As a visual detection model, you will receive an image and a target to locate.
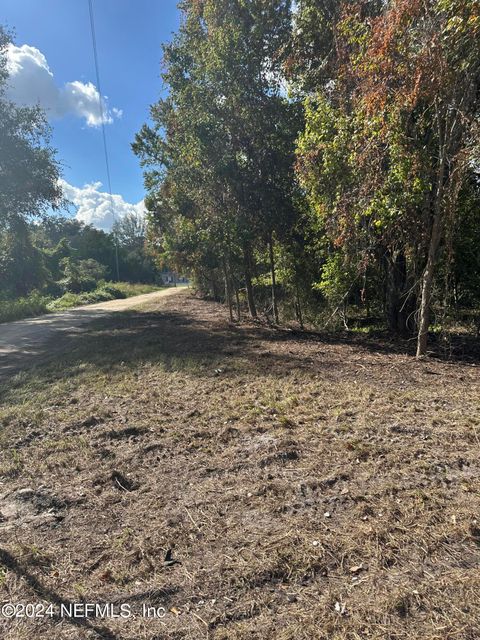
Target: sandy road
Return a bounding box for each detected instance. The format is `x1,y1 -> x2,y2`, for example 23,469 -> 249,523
0,287 -> 182,381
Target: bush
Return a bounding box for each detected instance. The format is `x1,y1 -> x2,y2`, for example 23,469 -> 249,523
58,258 -> 107,294
0,292 -> 51,323
97,284 -> 127,299
57,276 -> 97,294
48,290 -> 112,310
48,292 -> 82,311
3,282 -> 162,319
79,289 -> 115,304
43,280 -> 64,298
48,284 -> 131,311
111,282 -> 160,297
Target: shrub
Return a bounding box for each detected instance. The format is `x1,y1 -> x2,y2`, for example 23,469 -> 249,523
59,258 -> 107,293
97,285 -> 127,299
0,292 -> 51,323
48,284 -> 130,311
111,282 -> 160,297
3,282 -> 162,319
48,292 -> 82,311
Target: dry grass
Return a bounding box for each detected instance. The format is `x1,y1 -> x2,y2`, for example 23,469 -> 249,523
0,291 -> 479,639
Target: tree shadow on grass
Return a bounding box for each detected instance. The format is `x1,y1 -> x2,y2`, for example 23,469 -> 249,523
0,547 -> 119,639
0,307 -> 345,397
1,302 -> 479,400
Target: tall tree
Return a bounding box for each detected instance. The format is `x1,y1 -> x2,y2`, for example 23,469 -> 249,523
0,27 -> 63,227
350,0 -> 480,355
296,0 -> 480,353
134,0 -> 300,319
0,27 -> 63,300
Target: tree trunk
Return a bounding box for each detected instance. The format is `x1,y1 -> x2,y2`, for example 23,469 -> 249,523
231,260 -> 241,322
416,161 -> 464,357
235,285 -> 241,321
269,234 -> 279,324
223,257 -> 234,323
385,250 -> 409,335
243,243 -> 257,318
417,103 -> 449,358
212,277 -> 220,301
416,210 -> 443,357
295,282 -> 304,330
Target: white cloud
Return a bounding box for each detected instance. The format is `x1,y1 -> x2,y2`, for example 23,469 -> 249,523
6,44 -> 121,127
60,180 -> 146,232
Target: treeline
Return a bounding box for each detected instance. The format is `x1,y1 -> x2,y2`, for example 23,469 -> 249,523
0,214 -> 159,301
133,0 -> 480,356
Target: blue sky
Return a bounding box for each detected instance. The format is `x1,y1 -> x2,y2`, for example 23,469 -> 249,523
1,0 -> 180,229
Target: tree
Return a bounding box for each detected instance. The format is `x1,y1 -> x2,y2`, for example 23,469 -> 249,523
0,27 -> 63,226
0,217 -> 48,297
350,0 -> 480,355
134,0 -> 300,320
112,213 -> 159,283
0,27 -> 63,300
131,0 -> 480,345
452,174 -> 480,308
59,257 -> 107,293
112,213 -> 146,250
32,217 -> 120,281
296,0 -> 480,353
287,0 -> 383,92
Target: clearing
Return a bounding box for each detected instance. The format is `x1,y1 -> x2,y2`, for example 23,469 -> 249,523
0,290 -> 479,640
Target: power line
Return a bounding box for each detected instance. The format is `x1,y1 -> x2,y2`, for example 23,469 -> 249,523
88,0 -> 120,281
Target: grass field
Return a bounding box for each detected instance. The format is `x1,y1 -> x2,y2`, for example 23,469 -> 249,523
0,291 -> 479,639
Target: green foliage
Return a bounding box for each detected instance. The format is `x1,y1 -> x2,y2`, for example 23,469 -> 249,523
1,211 -> 160,304
47,282 -> 158,311
106,282 -> 160,297
0,28 -> 63,225
0,282 -> 157,320
0,292 -> 51,323
295,0 -> 480,344
2,3 -> 480,344
133,0 -> 301,309
0,218 -> 49,297
47,292 -> 84,311
48,287 -> 118,310
317,253 -> 357,305
452,176 -> 480,307
58,257 -> 107,294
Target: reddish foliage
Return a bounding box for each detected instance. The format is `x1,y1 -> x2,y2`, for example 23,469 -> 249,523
336,0 -> 454,117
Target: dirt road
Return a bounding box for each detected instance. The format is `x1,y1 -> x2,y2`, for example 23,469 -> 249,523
0,287 -> 182,380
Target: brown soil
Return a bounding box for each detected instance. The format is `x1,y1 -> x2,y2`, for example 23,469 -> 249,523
0,291 -> 479,640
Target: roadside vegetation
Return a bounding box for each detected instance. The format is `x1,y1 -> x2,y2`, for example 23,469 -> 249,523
0,282 -> 162,323
0,292 -> 51,324
0,211 -> 165,322
47,282 -> 162,311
